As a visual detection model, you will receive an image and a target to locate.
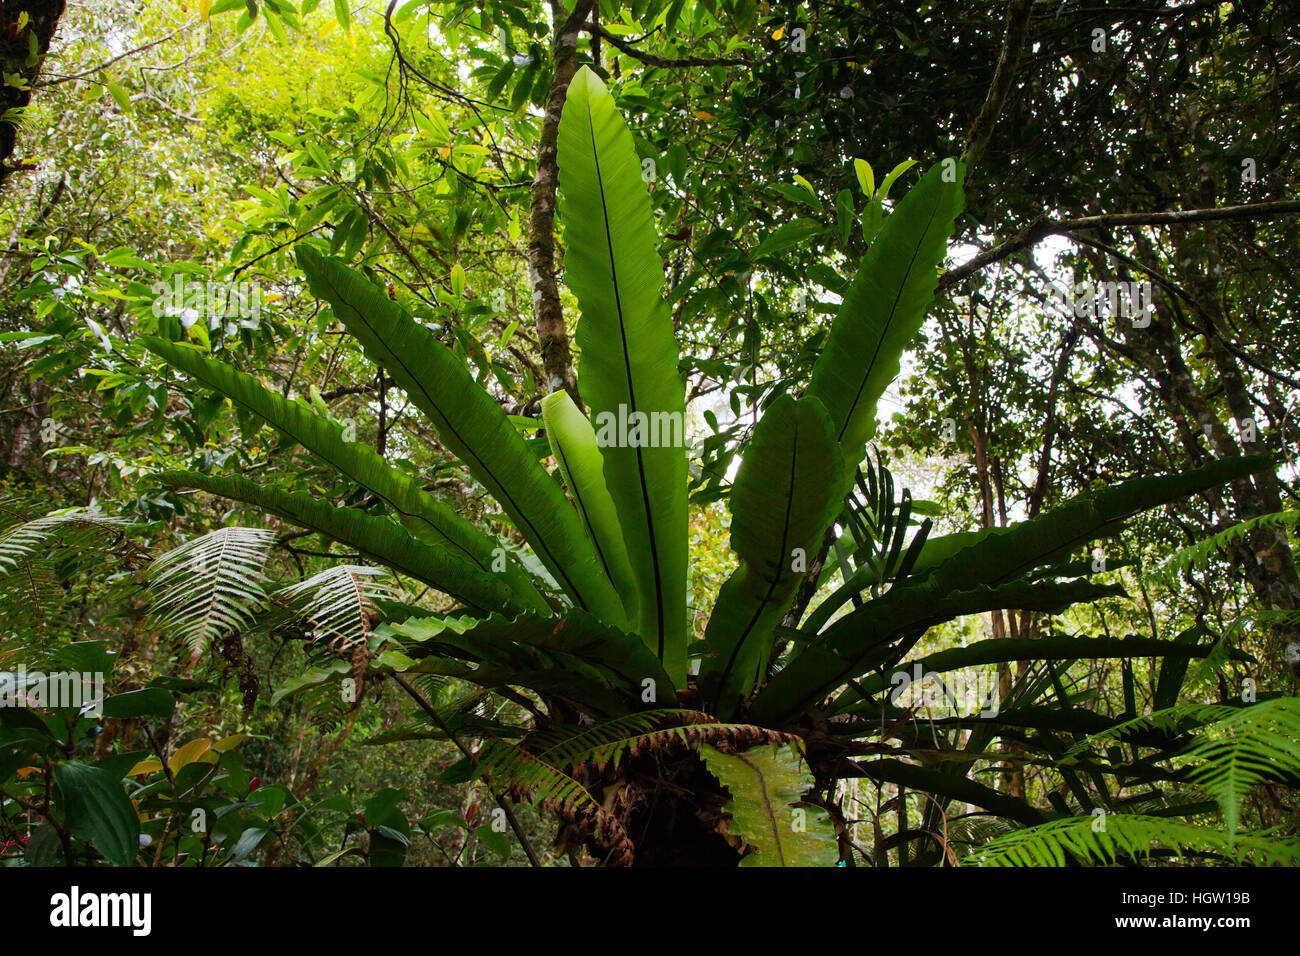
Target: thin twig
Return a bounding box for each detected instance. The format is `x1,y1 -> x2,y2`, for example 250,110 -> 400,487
391,674 -> 542,867
940,200 -> 1300,291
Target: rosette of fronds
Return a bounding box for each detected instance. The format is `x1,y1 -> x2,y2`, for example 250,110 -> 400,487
138,65 -> 1280,865
473,710 -> 801,865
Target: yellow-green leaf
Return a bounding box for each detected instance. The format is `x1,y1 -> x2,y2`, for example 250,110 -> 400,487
105,80 -> 132,113
853,157 -> 874,198
699,742 -> 839,867
168,738 -> 212,774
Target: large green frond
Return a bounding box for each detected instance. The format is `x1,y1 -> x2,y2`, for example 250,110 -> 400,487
558,65 -> 689,685
539,390 -> 640,623
699,741 -> 840,866
294,246 -> 625,626
142,336 -> 549,614
699,395 -> 843,717
273,565 -> 395,650
806,158 -> 965,477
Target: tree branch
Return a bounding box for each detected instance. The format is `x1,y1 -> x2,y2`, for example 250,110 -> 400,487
527,0 -> 596,408
939,200 -> 1300,291
588,23 -> 747,69
390,674 -> 542,867
962,0 -> 1033,176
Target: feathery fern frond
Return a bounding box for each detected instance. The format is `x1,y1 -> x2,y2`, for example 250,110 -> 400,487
476,738 -> 597,814
1180,630 -> 1235,695
0,501 -> 137,643
0,500 -> 130,571
296,678 -> 357,733
946,814 -> 1019,849
0,556 -> 62,640
1162,510 -> 1300,575
1183,697 -> 1300,835
972,814 -> 1300,867
1234,608 -> 1300,629
1063,703 -> 1242,759
273,565 -> 395,649
532,710 -> 794,772
148,527 -> 276,652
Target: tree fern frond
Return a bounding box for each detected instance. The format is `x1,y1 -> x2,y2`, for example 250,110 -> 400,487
1233,608 -> 1300,630
1161,510 -> 1300,576
972,814 -> 1300,867
297,678 -> 355,732
1183,697 -> 1300,835
1180,631 -> 1235,696
946,814 -> 1020,849
0,556 -> 63,640
0,501 -> 130,572
1063,703 -> 1241,759
477,739 -> 597,814
524,710 -> 689,765
1112,790 -> 1216,818
273,565 -> 395,650
148,527 -> 275,652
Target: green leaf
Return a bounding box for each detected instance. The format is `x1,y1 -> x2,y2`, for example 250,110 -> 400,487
925,457 -> 1272,595
753,577 -> 1127,724
364,787 -> 411,867
877,159 -> 918,201
853,158 -> 874,198
386,609 -> 672,716
105,80 -> 132,112
142,336 -> 548,614
541,390 -> 639,623
558,66 -> 689,685
806,158 -> 964,477
294,247 -> 625,626
860,758 -> 1048,828
792,174 -> 819,203
699,395 -> 843,717
102,687 -> 174,720
474,822 -> 511,859
53,761 -> 139,866
228,826 -> 270,862
750,219 -> 824,261
699,742 -> 839,866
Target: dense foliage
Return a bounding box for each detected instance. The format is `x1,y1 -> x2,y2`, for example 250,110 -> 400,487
0,0 -> 1297,867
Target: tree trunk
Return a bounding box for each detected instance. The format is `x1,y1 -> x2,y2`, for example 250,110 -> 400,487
526,0 -> 594,408
1,0 -> 65,190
